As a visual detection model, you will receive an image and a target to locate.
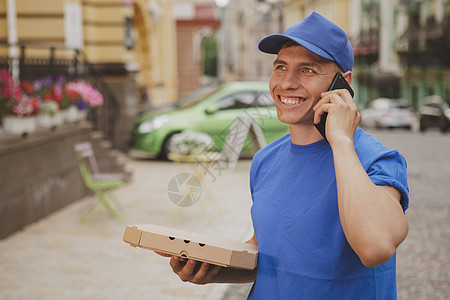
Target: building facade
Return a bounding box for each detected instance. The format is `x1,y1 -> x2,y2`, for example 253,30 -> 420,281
351,0 -> 403,107
0,0 -> 178,150
282,0 -> 351,32
219,0 -> 283,82
351,0 -> 450,109
397,0 -> 450,109
0,0 -> 178,105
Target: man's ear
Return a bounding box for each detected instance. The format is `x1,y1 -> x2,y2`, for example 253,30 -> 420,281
343,71 -> 352,85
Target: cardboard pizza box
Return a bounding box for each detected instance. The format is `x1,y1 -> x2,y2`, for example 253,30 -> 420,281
123,224 -> 258,270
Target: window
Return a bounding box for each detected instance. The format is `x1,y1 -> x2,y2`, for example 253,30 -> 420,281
215,92 -> 258,110
124,17 -> 134,50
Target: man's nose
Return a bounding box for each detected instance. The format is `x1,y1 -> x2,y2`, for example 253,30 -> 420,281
280,71 -> 301,90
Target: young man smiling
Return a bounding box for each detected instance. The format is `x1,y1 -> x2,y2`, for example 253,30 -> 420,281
163,12 -> 409,299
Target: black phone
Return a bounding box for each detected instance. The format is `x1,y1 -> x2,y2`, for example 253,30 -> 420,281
314,73 -> 354,141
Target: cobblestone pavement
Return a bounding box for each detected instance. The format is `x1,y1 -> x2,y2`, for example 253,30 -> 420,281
0,130 -> 448,300
370,130 -> 450,300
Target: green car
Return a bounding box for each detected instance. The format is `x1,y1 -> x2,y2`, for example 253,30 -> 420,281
129,81 -> 289,159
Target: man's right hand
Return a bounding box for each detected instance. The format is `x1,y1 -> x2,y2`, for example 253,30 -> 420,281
156,233 -> 258,285
169,256 -> 222,285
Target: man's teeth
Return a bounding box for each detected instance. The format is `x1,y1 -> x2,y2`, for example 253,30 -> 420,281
280,97 -> 304,105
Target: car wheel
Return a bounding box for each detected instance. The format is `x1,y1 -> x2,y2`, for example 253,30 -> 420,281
440,118 -> 449,133
419,120 -> 426,132
159,132 -> 180,160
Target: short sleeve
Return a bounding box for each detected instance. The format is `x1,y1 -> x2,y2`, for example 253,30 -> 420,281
367,150 -> 409,212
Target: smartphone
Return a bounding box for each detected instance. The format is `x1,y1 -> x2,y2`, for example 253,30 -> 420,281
314,73 -> 354,141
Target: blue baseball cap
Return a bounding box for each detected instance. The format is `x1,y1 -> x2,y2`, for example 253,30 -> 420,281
258,12 -> 354,72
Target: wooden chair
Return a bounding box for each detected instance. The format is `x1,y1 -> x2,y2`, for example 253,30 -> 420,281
74,142 -> 126,223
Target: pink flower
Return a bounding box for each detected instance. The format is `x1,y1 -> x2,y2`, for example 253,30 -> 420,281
65,80 -> 103,108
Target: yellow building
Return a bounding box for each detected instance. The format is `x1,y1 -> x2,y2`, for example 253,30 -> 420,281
281,0 -> 351,37
1,0 -> 177,105
0,0 -> 178,149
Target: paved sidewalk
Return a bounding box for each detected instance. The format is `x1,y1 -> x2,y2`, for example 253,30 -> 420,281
0,157 -> 254,300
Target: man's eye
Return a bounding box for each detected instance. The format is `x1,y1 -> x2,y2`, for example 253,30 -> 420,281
303,68 -> 315,74
275,65 -> 286,70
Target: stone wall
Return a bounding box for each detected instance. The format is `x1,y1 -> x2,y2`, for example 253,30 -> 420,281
0,123 -> 125,239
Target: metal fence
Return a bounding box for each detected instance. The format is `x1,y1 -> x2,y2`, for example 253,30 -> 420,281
0,43 -> 120,147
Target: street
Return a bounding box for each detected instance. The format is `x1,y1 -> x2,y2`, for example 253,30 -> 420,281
0,128 -> 448,299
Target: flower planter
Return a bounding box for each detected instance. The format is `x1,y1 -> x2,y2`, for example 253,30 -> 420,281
168,131 -> 215,157
63,106 -> 87,123
37,112 -> 64,128
2,116 -> 37,135
62,106 -> 79,123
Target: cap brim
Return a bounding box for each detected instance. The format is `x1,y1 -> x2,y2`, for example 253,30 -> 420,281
258,34 -> 334,62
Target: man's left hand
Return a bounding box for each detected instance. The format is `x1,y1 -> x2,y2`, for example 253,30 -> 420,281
313,88 -> 361,145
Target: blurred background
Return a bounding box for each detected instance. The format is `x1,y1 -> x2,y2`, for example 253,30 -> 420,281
0,0 -> 449,299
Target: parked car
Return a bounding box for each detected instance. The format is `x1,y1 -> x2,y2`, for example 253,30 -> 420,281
360,98 -> 417,129
129,81 -> 289,159
419,95 -> 450,132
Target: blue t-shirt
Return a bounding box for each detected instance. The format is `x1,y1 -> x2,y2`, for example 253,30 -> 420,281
248,128 -> 409,299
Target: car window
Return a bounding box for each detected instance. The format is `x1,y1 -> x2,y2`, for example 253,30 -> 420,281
215,92 -> 258,110
392,99 -> 408,108
214,91 -> 274,110
368,99 -> 412,110
371,99 -> 391,109
175,85 -> 220,109
368,100 -> 383,109
428,103 -> 441,109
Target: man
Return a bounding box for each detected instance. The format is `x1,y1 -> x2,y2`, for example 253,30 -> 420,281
164,12 -> 409,299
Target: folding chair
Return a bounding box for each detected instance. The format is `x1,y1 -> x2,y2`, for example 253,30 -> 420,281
74,142 -> 126,223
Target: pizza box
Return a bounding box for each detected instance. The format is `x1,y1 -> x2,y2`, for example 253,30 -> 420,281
123,224 -> 258,270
